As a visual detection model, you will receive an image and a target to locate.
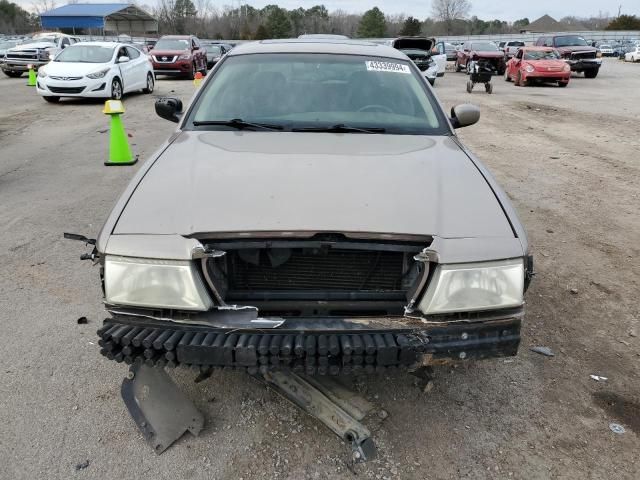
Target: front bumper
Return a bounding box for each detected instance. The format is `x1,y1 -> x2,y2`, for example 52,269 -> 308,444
2,59 -> 49,71
523,70 -> 571,81
566,59 -> 601,71
36,77 -> 108,97
152,60 -> 192,75
97,310 -> 522,374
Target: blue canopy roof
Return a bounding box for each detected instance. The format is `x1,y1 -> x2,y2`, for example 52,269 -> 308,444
40,3 -> 156,30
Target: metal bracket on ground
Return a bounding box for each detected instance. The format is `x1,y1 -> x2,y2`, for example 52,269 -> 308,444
121,364 -> 205,454
257,370 -> 380,462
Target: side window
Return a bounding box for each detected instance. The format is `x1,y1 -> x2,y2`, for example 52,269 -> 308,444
118,47 -> 128,59
61,37 -> 70,48
126,46 -> 140,59
192,38 -> 198,50
516,49 -> 523,59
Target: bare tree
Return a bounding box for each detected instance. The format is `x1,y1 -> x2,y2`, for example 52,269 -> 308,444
32,0 -> 57,15
431,0 -> 471,34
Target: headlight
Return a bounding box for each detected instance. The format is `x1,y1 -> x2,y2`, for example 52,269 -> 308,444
178,54 -> 191,60
418,258 -> 524,314
563,63 -> 571,71
524,64 -> 535,73
104,255 -> 213,311
37,69 -> 47,78
87,68 -> 110,79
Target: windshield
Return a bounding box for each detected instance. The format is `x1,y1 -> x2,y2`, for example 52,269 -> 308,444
24,37 -> 57,45
471,42 -> 498,51
206,45 -> 222,55
555,36 -> 588,47
189,53 -> 446,135
524,50 -> 560,60
55,45 -> 115,63
155,39 -> 189,50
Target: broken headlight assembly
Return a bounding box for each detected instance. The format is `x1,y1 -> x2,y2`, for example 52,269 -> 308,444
104,255 -> 213,310
418,258 -> 524,314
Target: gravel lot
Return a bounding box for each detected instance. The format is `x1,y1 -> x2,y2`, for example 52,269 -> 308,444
1,58 -> 638,479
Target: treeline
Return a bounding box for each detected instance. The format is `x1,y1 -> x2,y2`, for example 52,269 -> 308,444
0,0 -> 38,34
1,0 -> 639,38
151,1 -> 621,39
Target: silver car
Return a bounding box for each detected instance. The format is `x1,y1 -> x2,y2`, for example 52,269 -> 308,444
84,38 -> 532,453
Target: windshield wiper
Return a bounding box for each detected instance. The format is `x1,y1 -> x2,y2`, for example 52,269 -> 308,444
192,118 -> 284,131
292,124 -> 386,134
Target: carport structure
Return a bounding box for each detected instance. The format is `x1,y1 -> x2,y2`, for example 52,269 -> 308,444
40,3 -> 158,35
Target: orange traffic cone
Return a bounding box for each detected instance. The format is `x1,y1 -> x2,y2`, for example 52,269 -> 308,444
193,71 -> 203,87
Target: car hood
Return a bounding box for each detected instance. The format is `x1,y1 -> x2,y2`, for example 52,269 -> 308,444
556,45 -> 596,53
525,59 -> 567,68
10,42 -> 55,51
43,61 -> 110,76
113,132 -> 514,239
392,37 -> 435,51
151,49 -> 189,57
471,50 -> 505,58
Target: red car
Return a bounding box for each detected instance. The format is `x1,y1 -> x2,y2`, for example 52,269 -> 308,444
505,47 -> 571,87
455,41 -> 506,75
150,35 -> 207,79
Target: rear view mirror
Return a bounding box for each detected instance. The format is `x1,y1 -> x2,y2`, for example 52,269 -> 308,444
155,97 -> 183,123
450,104 -> 480,129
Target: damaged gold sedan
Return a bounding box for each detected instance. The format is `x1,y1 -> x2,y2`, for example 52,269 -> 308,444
71,38 -> 533,461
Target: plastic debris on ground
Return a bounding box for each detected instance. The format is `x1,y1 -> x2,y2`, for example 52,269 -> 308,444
609,423 -> 625,434
530,346 -> 555,357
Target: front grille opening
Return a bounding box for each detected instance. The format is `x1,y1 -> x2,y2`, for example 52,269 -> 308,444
230,248 -> 405,292
203,240 -> 427,317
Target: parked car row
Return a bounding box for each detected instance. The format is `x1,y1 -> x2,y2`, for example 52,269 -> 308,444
1,32 -> 235,80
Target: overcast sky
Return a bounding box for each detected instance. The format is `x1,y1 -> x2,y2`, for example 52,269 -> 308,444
15,0 -> 639,22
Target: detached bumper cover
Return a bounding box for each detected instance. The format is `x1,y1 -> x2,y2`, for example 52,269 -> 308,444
97,312 -> 522,374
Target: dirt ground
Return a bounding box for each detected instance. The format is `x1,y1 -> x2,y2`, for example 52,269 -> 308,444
0,58 -> 638,480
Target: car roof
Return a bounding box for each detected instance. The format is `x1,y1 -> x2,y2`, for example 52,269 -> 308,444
227,39 -> 406,60
66,41 -> 123,48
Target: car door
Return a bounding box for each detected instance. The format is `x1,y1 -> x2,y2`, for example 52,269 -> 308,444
511,49 -> 524,77
126,46 -> 147,88
115,46 -> 137,92
462,42 -> 471,66
193,37 -> 205,70
431,45 -> 446,76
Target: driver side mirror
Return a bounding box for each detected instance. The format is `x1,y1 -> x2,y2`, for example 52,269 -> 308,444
450,104 -> 480,129
118,56 -> 130,63
155,97 -> 183,123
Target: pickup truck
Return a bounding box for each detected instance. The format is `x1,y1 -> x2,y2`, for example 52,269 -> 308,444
2,32 -> 80,77
535,34 -> 601,78
502,41 -> 525,57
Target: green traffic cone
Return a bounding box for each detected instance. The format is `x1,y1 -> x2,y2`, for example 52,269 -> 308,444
105,114 -> 137,166
27,67 -> 36,87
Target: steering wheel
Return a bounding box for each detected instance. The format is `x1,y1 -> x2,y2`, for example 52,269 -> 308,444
357,104 -> 394,113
